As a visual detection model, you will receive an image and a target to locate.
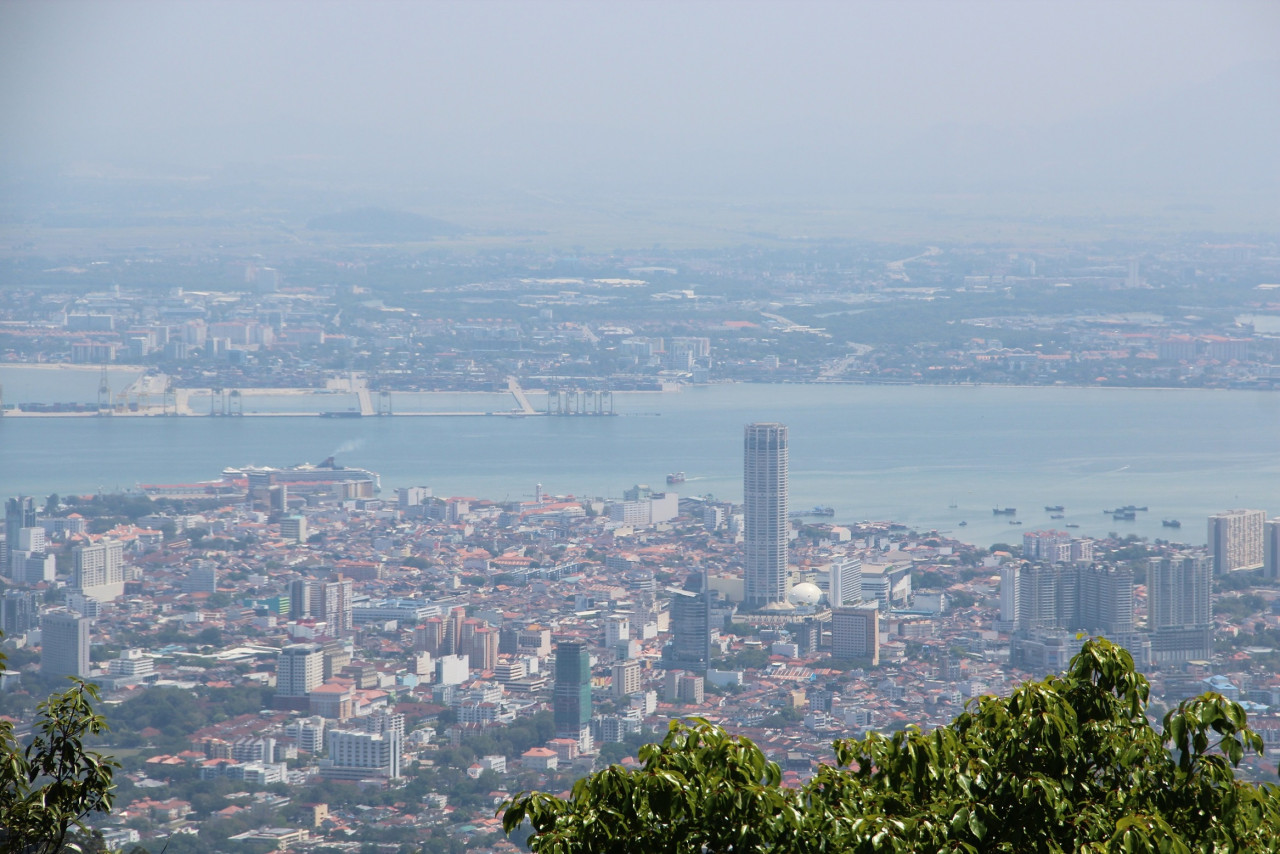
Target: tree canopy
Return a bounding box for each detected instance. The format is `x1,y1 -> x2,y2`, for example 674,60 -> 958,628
503,639 -> 1280,853
0,677 -> 118,854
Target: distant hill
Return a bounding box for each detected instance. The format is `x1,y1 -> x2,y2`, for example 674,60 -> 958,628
306,207 -> 462,240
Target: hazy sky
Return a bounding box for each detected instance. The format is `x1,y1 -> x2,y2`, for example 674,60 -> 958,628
2,0 -> 1278,200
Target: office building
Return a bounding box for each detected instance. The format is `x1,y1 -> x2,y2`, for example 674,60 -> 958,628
42,611 -> 90,679
1148,552 -> 1213,664
276,643 -> 324,698
668,571 -> 711,672
5,496 -> 37,576
1208,509 -> 1266,574
1264,519 -> 1280,581
831,604 -> 879,666
553,639 -> 593,752
829,555 -> 862,607
72,540 -> 125,601
743,422 -> 789,609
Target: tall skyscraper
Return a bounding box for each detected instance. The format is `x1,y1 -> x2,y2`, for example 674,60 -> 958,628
553,639 -> 593,752
668,571 -> 711,672
5,496 -> 37,577
1266,519 -> 1280,581
743,422 -> 789,610
42,611 -> 90,679
1208,509 -> 1266,574
1148,552 -> 1213,664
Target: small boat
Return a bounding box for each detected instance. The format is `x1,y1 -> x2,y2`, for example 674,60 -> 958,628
992,507 -> 1017,516
1009,520 -> 1023,525
1044,505 -> 1064,512
1066,523 -> 1080,528
1050,514 -> 1064,519
1112,510 -> 1136,521
666,472 -> 686,484
1162,519 -> 1182,528
958,521 -> 967,527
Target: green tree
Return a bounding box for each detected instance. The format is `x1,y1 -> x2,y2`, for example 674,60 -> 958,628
503,639 -> 1280,853
0,674 -> 119,854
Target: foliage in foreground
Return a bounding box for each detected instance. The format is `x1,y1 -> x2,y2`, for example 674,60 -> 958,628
0,644 -> 118,854
503,639 -> 1280,853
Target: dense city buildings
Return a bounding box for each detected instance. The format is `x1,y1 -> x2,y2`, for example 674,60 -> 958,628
743,422 -> 789,610
1,465 -> 1278,850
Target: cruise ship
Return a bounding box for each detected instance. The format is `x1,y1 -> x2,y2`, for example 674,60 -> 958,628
143,457 -> 380,502
225,457 -> 382,495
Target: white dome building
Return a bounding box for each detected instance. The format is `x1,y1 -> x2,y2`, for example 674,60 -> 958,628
788,582 -> 823,607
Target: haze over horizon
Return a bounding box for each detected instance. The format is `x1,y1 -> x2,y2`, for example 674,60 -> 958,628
2,0 -> 1278,235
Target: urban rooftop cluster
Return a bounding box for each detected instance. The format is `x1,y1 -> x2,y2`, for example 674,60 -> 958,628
2,424 -> 1280,852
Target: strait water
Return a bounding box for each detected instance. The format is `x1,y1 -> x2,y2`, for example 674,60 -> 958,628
2,366 -> 1278,548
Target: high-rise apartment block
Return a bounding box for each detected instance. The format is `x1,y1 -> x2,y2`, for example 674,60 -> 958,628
744,422 -> 789,610
1208,509 -> 1266,574
1009,562 -> 1134,637
1263,519 -> 1280,581
276,643 -> 324,698
42,611 -> 90,679
553,639 -> 593,752
1147,552 -> 1214,664
72,540 -> 125,601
